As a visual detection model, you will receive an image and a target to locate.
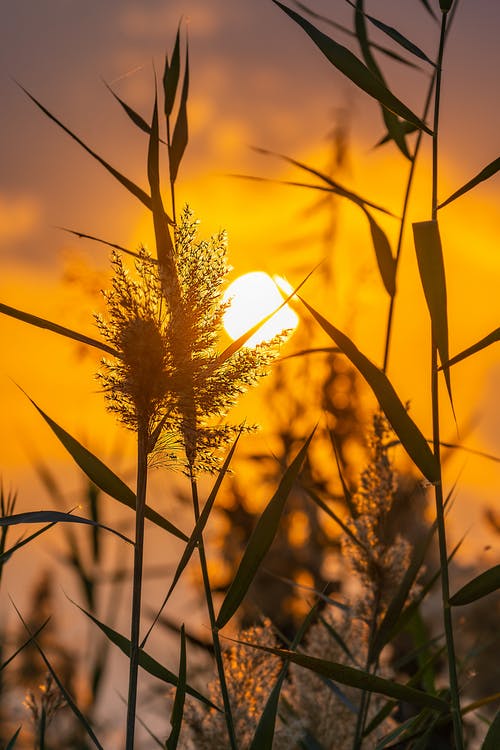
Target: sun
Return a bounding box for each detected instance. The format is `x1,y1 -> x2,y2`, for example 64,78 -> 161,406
223,271 -> 299,347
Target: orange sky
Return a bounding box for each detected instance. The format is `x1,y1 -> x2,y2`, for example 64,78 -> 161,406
1,1 -> 499,561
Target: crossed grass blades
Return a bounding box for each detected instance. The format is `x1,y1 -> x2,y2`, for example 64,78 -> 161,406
1,2 -> 500,749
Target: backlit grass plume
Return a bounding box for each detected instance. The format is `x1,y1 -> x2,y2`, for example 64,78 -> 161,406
96,206 -> 283,474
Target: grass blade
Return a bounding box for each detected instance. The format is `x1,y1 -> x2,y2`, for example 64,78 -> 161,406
164,25 -> 181,117
412,220 -> 453,411
0,510 -> 132,545
299,298 -> 438,482
293,1 -> 420,69
1,619 -> 50,672
354,0 -> 412,161
0,302 -> 117,356
11,599 -> 104,749
18,83 -> 155,211
57,226 -> 145,261
438,156 -> 500,209
169,41 -> 189,183
103,80 -> 156,137
272,1 -> 432,134
440,327 -> 500,369
147,93 -> 177,288
1,522 -> 57,563
5,727 -> 21,749
216,428 -> 315,628
238,641 -> 448,712
482,708 -> 500,750
450,565 -> 500,606
141,433 -> 240,647
362,206 -> 396,296
253,146 -> 396,215
361,8 -> 434,66
69,597 -> 216,709
165,624 -> 187,750
25,394 -> 188,542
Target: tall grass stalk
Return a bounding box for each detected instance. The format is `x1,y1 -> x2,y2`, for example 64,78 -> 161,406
430,8 -> 464,748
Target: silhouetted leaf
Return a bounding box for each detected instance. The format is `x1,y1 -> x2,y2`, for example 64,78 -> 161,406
354,0 -> 412,161
103,80 -> 152,135
358,5 -> 434,65
239,641 -> 448,712
70,598 -> 217,709
412,220 -> 453,411
25,395 -> 188,542
216,429 -> 315,628
18,83 -> 155,211
0,302 -> 117,356
147,94 -> 177,289
439,156 -> 500,209
362,207 -> 396,296
482,708 -> 500,750
58,227 -> 143,261
0,511 -> 132,545
169,42 -> 189,183
164,25 -> 181,117
0,522 -> 56,563
5,727 -> 21,749
299,299 -> 438,482
1,619 -> 50,672
166,625 -> 187,750
450,565 -> 500,606
440,328 -> 500,369
418,0 -> 438,21
272,1 -> 431,134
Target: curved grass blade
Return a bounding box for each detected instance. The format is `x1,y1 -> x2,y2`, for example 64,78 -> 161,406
25,393 -> 188,542
169,41 -> 189,183
164,25 -> 181,117
412,220 -> 453,412
17,83 -> 155,212
103,80 -> 161,140
0,521 -> 56,564
418,0 -> 438,21
216,428 -> 315,628
272,1 -> 431,134
354,0 -> 412,161
450,565 -> 500,606
215,264 -> 318,368
482,709 -> 500,750
1,619 -> 50,672
293,0 -> 420,69
142,434 -> 240,647
57,226 -> 146,262
0,302 -> 117,357
440,328 -> 500,369
0,511 -> 132,545
353,2 -> 434,65
147,94 -> 177,287
5,727 -> 21,749
69,597 -> 216,709
300,298 -> 438,481
252,146 -> 396,215
249,598 -> 321,750
11,599 -> 104,749
166,625 -> 187,750
361,206 -> 396,296
375,122 -> 419,149
439,156 -> 500,209
239,641 -> 448,712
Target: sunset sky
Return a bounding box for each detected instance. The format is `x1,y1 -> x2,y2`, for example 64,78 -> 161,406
1,0 -> 499,559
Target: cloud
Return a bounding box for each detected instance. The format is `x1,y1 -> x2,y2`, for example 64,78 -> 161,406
0,194 -> 41,246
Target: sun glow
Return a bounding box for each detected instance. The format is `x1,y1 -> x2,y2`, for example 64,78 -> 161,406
223,271 -> 299,347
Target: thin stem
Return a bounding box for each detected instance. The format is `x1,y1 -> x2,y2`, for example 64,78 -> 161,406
382,76 -> 435,374
352,591 -> 381,750
431,11 -> 464,749
190,473 -> 239,750
125,424 -> 149,750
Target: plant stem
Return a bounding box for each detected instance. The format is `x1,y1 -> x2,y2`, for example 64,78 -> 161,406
190,473 -> 239,750
125,423 -> 149,750
431,11 -> 464,749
